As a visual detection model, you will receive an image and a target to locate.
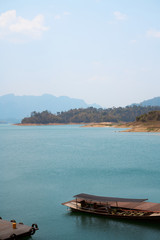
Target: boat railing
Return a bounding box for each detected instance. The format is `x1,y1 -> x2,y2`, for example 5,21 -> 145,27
76,203 -> 153,217
79,205 -> 110,213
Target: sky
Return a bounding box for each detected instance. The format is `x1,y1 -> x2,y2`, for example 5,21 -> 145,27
1,0 -> 160,108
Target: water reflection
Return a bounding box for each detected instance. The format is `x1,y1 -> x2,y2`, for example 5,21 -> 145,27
65,210 -> 160,231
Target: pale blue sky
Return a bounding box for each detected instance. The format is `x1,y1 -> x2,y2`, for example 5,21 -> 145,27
1,0 -> 160,107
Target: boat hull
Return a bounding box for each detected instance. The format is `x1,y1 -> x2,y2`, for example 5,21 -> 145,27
70,207 -> 160,221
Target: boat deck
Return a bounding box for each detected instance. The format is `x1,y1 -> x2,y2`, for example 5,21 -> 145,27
63,199 -> 160,212
0,219 -> 38,240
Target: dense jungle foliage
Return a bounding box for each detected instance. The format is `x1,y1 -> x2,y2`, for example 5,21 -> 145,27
21,106 -> 160,124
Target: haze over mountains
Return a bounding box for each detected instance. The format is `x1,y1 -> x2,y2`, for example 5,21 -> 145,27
0,94 -> 160,123
0,94 -> 100,123
137,97 -> 160,107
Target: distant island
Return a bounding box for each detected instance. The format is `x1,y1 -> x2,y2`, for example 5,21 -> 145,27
18,106 -> 160,132
2,94 -> 160,124
1,94 -> 160,123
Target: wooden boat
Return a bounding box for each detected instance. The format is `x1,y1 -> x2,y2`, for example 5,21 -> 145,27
62,193 -> 160,221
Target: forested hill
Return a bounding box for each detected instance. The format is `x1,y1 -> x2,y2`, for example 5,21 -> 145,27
21,106 -> 160,124
136,111 -> 160,122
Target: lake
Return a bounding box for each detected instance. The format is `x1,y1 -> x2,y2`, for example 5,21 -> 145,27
1,124 -> 160,240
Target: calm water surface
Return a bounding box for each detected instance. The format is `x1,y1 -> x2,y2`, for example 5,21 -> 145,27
1,124 -> 160,240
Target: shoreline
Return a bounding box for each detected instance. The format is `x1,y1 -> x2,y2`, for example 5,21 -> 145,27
14,122 -> 115,127
14,121 -> 160,132
14,123 -> 80,126
83,122 -> 160,132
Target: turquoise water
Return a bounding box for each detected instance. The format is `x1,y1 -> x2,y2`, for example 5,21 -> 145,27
1,124 -> 160,240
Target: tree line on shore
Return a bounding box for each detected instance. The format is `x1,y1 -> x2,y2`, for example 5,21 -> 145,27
21,106 -> 160,124
136,110 -> 160,122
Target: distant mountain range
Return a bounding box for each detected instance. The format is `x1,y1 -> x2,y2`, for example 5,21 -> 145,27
1,94 -> 160,123
139,97 -> 160,106
132,97 -> 160,107
0,94 -> 101,123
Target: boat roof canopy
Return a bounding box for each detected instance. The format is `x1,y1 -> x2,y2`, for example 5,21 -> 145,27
74,193 -> 148,203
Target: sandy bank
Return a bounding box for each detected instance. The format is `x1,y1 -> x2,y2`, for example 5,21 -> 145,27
118,121 -> 160,132
83,121 -> 160,132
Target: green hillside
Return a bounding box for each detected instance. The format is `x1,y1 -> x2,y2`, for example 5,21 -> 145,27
136,111 -> 160,122
21,106 -> 160,124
